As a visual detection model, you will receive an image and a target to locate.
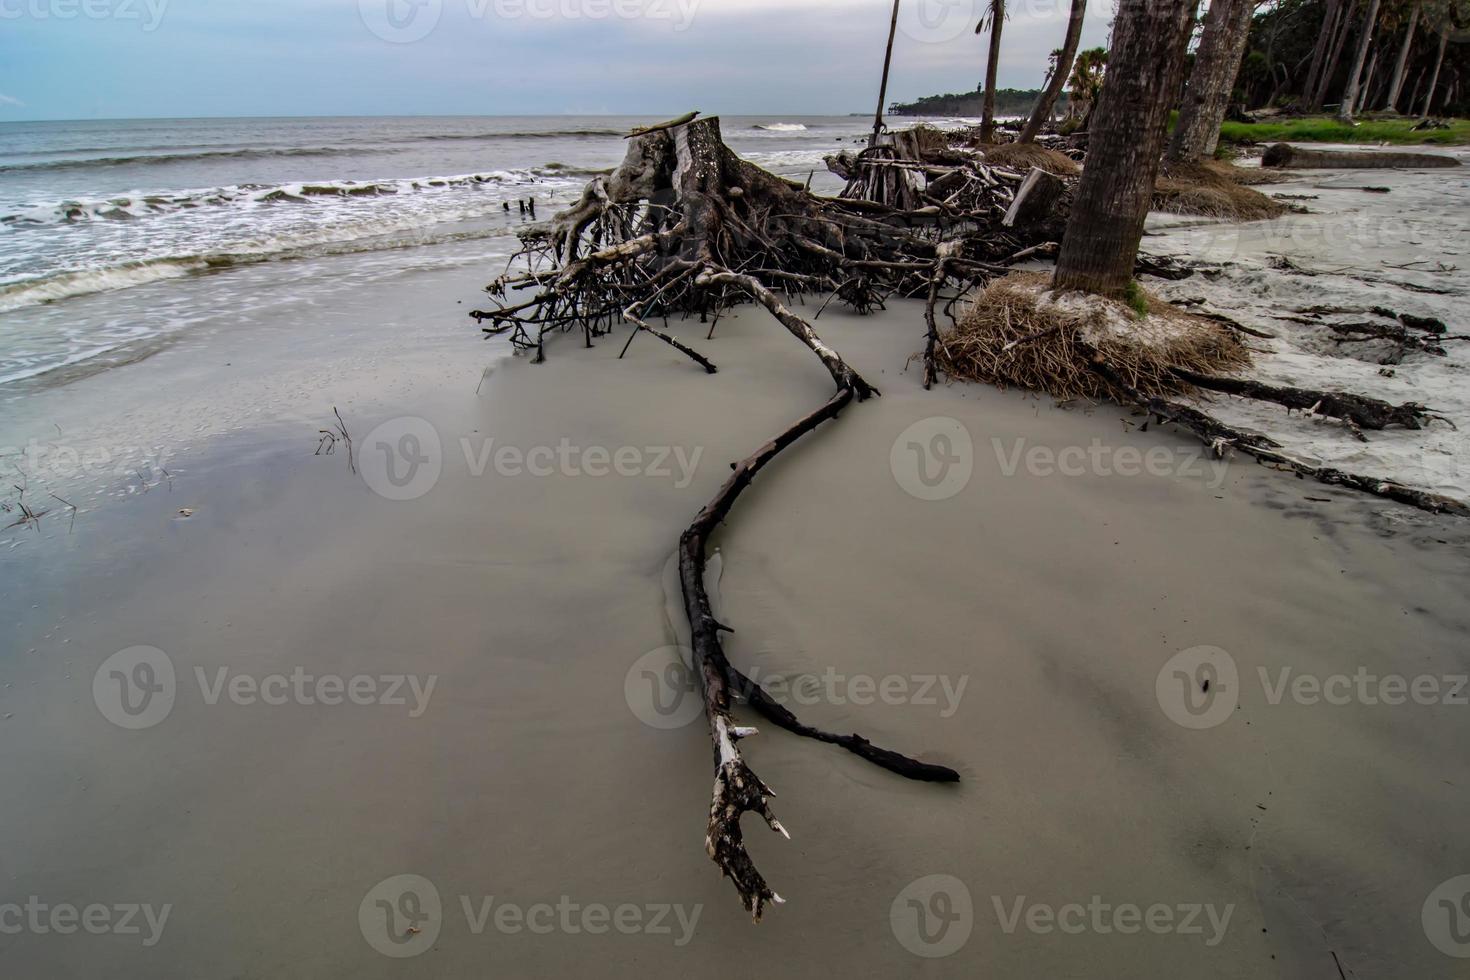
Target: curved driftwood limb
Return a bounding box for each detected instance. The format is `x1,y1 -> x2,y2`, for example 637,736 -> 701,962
679,388 -> 855,921
1170,368 -> 1439,431
1083,345 -> 1469,516
695,269 -> 878,400
727,665 -> 960,782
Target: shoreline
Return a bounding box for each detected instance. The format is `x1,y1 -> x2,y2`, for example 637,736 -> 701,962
3,224 -> 1469,973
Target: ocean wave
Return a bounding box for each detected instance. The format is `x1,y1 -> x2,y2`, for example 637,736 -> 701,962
0,222 -> 515,315
413,128 -> 625,141
751,123 -> 809,132
1,167 -> 583,226
0,145 -> 395,175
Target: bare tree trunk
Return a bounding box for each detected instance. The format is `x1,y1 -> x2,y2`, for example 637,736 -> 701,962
1168,0 -> 1257,162
979,0 -> 1006,142
1302,0 -> 1342,104
1383,1 -> 1419,109
1053,0 -> 1194,296
1310,0 -> 1354,110
1420,28 -> 1449,117
1019,0 -> 1087,143
1361,47 -> 1381,105
1337,0 -> 1382,120
1406,65 -> 1426,110
870,0 -> 902,148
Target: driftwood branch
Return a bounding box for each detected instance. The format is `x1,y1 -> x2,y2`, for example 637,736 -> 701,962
1171,368 -> 1438,431
1085,345 -> 1469,516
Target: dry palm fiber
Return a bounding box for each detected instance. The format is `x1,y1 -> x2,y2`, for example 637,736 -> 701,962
936,271 -> 1250,400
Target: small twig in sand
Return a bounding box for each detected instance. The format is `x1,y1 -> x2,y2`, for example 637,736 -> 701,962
48,493 -> 78,533
316,408 -> 356,473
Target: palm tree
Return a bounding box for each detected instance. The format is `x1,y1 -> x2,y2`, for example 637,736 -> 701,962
1338,0 -> 1384,120
1054,0 -> 1195,296
977,0 -> 1007,142
1018,0 -> 1088,144
1169,0 -> 1259,162
1382,0 -> 1421,109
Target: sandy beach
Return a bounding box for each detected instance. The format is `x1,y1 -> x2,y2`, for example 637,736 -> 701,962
3,175 -> 1469,977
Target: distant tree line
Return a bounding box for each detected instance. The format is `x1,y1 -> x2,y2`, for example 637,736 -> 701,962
890,87 -> 1058,117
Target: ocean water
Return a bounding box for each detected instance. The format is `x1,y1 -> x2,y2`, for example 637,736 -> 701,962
0,114 -> 938,388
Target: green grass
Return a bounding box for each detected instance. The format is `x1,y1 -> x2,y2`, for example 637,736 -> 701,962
1217,115 -> 1470,146
1123,280 -> 1148,319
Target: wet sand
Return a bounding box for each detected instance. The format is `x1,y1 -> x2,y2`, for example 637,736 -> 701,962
2,253 -> 1469,978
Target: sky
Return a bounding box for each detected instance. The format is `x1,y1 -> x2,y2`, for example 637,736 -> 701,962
0,0 -> 1112,120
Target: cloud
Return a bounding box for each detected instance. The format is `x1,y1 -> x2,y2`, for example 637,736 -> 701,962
0,94 -> 24,107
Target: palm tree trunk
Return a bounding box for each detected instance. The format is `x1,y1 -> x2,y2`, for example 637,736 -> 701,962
1383,1 -> 1419,110
1406,65 -> 1425,112
1310,0 -> 1354,110
1302,0 -> 1342,104
1019,0 -> 1087,143
980,0 -> 1006,142
1337,0 -> 1382,121
1420,28 -> 1449,118
870,0 -> 902,148
1168,0 -> 1257,162
1053,0 -> 1195,297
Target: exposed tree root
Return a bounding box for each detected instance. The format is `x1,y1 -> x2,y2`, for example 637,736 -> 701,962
1169,368 -> 1440,432
1086,345 -> 1469,516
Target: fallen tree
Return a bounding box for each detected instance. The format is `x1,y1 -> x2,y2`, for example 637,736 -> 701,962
470,113 -> 1466,915
1262,143 -> 1463,169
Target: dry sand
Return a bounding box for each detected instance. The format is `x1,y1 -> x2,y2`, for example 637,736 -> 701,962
2,236 -> 1469,978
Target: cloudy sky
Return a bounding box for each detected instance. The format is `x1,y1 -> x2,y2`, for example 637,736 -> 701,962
0,0 -> 1112,120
